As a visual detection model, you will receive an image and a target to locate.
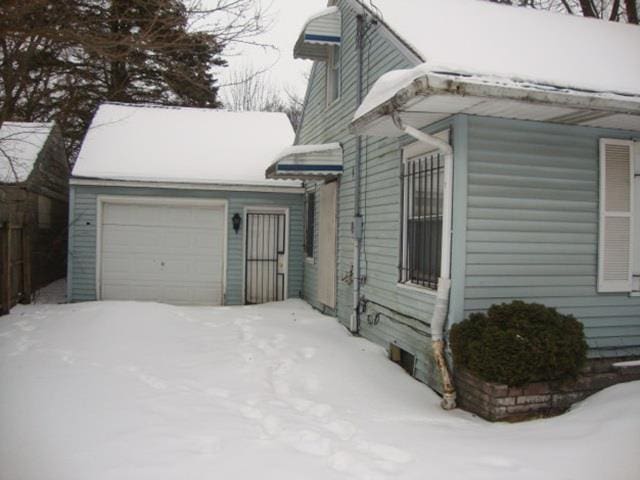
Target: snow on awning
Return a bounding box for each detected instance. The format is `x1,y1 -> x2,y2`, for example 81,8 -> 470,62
351,65 -> 640,137
294,6 -> 341,61
266,143 -> 343,180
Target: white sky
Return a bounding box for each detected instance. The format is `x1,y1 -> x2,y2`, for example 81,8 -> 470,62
218,0 -> 320,101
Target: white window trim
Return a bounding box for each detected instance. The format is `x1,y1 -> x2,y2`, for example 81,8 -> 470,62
326,46 -> 341,107
598,138 -> 635,293
397,129 -> 452,293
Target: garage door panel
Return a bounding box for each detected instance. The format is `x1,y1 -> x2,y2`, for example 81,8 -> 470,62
103,226 -> 222,251
100,201 -> 225,305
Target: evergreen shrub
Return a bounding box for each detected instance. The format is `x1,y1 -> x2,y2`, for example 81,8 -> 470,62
450,301 -> 588,386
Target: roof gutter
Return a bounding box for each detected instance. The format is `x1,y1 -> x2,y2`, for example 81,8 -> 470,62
69,177 -> 304,194
352,72 -> 640,136
391,112 -> 456,411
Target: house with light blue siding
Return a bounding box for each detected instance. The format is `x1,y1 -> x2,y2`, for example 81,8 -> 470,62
267,0 -> 640,399
67,103 -> 304,307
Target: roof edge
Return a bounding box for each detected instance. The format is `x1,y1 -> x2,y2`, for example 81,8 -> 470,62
70,176 -> 304,193
351,72 -> 640,135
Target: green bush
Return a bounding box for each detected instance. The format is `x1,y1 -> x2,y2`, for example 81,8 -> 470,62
450,301 -> 588,386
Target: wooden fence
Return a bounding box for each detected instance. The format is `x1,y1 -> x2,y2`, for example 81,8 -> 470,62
0,222 -> 32,315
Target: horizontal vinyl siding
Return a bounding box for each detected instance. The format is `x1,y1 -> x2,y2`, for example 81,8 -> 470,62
464,116 -> 640,357
68,185 -> 303,305
297,0 -> 443,389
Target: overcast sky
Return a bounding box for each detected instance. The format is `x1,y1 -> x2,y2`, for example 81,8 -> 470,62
218,0 -> 320,100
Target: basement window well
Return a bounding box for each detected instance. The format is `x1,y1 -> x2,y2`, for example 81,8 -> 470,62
390,344 -> 416,376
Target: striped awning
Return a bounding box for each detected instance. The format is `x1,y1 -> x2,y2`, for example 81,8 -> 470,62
266,143 -> 343,180
294,7 -> 342,61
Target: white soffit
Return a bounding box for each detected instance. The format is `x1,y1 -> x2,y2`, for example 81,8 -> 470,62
294,6 -> 341,61
355,92 -> 640,137
266,143 -> 343,180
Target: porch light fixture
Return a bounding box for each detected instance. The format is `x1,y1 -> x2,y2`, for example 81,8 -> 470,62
232,213 -> 242,234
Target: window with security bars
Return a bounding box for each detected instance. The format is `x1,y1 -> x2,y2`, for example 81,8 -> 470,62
400,152 -> 444,289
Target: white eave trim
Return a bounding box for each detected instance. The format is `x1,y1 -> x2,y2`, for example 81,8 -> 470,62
266,143 -> 343,180
70,177 -> 304,194
351,70 -> 640,136
294,6 -> 341,61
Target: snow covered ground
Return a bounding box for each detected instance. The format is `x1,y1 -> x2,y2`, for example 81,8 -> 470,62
0,299 -> 638,480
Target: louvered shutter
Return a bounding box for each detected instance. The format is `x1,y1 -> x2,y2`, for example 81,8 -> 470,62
598,139 -> 634,293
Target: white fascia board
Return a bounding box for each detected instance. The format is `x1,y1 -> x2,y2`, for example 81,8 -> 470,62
70,177 -> 304,194
351,72 -> 640,136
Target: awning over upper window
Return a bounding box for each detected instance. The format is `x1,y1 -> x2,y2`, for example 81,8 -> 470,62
294,6 -> 341,61
266,143 -> 343,180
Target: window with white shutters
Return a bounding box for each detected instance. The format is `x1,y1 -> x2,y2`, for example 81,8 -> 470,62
598,139 -> 635,293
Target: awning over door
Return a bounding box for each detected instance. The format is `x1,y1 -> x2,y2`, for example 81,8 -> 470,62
294,6 -> 341,61
266,143 -> 343,180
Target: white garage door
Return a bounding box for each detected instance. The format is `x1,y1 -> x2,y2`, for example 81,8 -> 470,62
99,201 -> 226,305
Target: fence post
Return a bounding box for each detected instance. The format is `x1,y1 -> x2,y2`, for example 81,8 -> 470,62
21,227 -> 32,305
1,222 -> 10,315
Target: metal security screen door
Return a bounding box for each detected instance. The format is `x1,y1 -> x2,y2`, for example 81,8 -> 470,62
245,212 -> 287,304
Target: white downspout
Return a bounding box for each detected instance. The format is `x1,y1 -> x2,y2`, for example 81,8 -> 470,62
393,114 -> 457,410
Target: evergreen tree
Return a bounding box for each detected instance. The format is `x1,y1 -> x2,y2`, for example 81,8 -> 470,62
0,0 -> 265,159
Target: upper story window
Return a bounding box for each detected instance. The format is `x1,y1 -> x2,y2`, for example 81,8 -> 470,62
326,46 -> 341,105
399,150 -> 445,290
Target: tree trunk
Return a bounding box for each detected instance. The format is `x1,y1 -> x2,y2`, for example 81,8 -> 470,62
626,0 -> 639,23
578,0 -> 598,17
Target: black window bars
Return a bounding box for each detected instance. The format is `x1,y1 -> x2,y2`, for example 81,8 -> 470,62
399,152 -> 444,290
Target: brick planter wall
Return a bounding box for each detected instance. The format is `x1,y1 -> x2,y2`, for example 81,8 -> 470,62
455,357 -> 640,422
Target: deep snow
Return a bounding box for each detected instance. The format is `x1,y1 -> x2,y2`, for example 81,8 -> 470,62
369,0 -> 640,97
0,300 -> 638,480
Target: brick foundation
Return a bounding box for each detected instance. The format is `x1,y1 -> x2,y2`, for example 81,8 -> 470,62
454,357 -> 640,422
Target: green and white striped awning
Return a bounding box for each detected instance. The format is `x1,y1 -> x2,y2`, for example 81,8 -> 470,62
266,143 -> 343,180
294,6 -> 342,61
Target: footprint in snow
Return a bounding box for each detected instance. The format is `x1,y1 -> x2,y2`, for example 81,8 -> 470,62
285,429 -> 332,457
273,358 -> 294,376
125,366 -> 168,391
240,405 -> 263,420
261,414 -> 281,436
205,387 -> 230,399
186,435 -> 221,455
298,346 -> 316,359
324,420 -> 357,441
356,440 -> 413,464
13,321 -> 36,332
475,455 -> 519,470
304,374 -> 321,393
327,451 -> 387,480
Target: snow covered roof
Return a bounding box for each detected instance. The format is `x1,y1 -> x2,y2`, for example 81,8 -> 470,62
72,103 -> 299,187
365,0 -> 640,98
0,122 -> 55,184
352,0 -> 640,135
